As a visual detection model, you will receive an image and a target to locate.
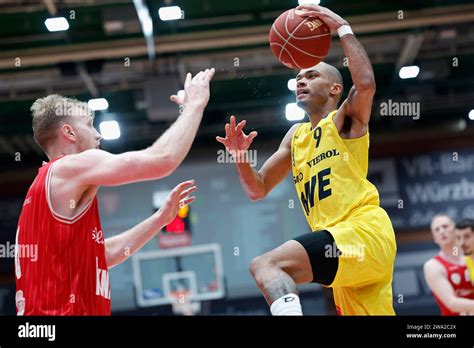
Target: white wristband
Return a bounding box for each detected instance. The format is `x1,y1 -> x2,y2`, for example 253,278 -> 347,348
337,25 -> 353,38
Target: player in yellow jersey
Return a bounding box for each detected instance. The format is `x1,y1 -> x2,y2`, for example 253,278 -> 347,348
455,219 -> 474,286
216,5 -> 396,315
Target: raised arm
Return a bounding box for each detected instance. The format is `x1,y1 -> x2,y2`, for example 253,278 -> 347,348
56,68 -> 215,187
105,180 -> 196,268
297,5 -> 375,126
424,259 -> 474,314
216,115 -> 298,201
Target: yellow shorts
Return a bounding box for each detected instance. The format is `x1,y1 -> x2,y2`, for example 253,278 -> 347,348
325,205 -> 397,315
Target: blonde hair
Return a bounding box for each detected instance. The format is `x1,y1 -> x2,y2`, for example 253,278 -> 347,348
30,94 -> 92,151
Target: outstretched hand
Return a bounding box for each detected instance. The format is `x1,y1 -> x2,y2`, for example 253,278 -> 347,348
170,68 -> 215,107
158,180 -> 197,226
216,115 -> 258,154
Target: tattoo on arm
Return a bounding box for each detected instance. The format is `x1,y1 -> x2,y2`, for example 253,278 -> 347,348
262,274 -> 298,303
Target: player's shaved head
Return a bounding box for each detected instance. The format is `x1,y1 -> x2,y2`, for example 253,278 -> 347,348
319,62 -> 343,103
319,62 -> 343,87
298,62 -> 343,86
298,62 -> 344,104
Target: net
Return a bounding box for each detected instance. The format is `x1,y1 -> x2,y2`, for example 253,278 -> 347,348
170,290 -> 201,316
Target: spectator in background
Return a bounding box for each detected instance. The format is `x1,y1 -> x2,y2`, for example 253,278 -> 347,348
424,214 -> 474,315
455,219 -> 474,286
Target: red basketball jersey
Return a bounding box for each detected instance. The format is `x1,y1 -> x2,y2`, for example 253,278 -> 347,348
432,254 -> 474,316
15,157 -> 111,315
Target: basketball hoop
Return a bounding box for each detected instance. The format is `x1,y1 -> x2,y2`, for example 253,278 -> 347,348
170,290 -> 201,316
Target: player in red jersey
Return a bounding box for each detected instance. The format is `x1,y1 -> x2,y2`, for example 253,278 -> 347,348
15,68 -> 215,315
423,214 -> 474,315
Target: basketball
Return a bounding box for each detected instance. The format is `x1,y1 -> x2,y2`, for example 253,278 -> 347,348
269,9 -> 332,69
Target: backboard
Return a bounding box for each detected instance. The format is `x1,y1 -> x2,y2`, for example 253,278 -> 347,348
132,243 -> 225,308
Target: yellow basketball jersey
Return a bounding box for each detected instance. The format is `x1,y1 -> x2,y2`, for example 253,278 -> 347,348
466,256 -> 474,285
291,110 -> 397,315
291,110 -> 379,231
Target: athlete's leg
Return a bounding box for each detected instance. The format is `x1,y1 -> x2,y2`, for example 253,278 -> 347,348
250,240 -> 311,304
249,230 -> 338,314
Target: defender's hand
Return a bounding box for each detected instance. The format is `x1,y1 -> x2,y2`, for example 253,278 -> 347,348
158,180 -> 196,226
170,68 -> 215,108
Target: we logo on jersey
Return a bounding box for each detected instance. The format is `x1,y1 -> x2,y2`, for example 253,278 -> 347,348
299,168 -> 332,215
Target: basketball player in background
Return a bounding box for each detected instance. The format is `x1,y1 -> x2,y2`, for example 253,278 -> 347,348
217,5 -> 396,315
455,219 -> 474,286
15,68 -> 215,315
424,215 -> 474,315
